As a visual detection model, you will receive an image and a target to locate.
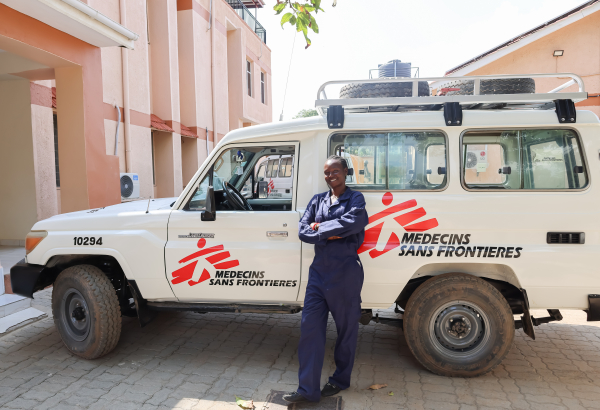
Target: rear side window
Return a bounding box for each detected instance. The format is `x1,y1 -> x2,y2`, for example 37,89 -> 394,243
330,131 -> 447,190
462,129 -> 588,190
265,159 -> 279,178
279,157 -> 293,177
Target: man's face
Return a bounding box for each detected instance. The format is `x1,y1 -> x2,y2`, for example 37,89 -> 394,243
324,160 -> 347,190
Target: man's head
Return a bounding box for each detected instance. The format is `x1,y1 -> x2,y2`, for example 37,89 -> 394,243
324,155 -> 348,191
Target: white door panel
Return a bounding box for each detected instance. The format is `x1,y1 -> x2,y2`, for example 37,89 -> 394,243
166,211 -> 301,303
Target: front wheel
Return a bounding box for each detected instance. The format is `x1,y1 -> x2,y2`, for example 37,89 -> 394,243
403,273 -> 514,377
52,265 -> 121,359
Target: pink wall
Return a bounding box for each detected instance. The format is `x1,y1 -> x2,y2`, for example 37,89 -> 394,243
178,0 -> 273,149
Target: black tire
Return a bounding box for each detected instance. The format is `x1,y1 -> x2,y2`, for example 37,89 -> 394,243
443,78 -> 535,96
339,81 -> 430,99
52,264 -> 121,359
403,273 -> 514,377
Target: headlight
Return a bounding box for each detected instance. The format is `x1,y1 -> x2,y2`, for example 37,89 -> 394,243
25,231 -> 47,255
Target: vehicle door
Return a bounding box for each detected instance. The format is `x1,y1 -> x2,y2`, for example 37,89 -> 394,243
165,142 -> 302,303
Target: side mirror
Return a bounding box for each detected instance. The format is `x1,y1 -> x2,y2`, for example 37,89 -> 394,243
437,167 -> 446,175
498,166 -> 512,175
347,168 -> 354,176
201,186 -> 216,221
258,181 -> 269,199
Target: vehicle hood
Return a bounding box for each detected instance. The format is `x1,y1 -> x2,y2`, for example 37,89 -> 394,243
33,198 -> 177,231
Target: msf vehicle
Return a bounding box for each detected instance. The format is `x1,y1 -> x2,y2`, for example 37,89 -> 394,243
11,73 -> 600,377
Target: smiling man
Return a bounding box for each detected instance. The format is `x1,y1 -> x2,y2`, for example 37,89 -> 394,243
283,155 -> 369,403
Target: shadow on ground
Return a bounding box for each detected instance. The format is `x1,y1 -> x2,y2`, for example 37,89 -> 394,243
0,288 -> 599,409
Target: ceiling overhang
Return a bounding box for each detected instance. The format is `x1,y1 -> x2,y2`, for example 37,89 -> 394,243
0,0 -> 139,49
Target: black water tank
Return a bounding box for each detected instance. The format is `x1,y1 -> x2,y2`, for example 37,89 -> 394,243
378,60 -> 411,78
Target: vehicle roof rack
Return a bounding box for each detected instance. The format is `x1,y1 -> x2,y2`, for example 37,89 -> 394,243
315,73 -> 587,116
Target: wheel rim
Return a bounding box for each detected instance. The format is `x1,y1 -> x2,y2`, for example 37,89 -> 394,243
61,288 -> 91,342
429,300 -> 491,359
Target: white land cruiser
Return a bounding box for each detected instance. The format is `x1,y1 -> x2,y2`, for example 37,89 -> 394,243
11,73 -> 600,377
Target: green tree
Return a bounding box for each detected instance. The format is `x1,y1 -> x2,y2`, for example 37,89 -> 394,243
274,0 -> 335,48
293,108 -> 319,118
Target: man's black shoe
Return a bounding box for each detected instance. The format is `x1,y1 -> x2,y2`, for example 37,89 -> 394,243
321,382 -> 341,397
282,391 -> 309,403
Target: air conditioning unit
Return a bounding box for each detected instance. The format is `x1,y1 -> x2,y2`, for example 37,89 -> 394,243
465,148 -> 488,169
120,173 -> 140,200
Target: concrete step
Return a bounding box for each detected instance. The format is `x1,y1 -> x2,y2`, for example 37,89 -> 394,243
0,293 -> 31,319
0,307 -> 46,335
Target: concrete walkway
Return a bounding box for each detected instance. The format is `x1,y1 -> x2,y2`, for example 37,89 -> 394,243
0,288 -> 599,410
0,246 -> 25,293
0,246 -> 25,271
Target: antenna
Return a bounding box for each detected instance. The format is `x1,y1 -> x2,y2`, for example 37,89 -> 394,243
146,197 -> 151,214
279,31 -> 297,121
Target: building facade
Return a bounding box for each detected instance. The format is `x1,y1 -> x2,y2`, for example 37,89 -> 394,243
0,0 -> 272,244
442,0 -> 600,117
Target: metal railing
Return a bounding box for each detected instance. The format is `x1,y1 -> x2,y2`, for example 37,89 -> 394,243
315,73 -> 588,113
225,0 -> 267,43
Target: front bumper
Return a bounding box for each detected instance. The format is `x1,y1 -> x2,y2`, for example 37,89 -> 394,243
10,259 -> 45,298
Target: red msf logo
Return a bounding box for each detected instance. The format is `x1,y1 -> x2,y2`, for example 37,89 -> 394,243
358,192 -> 438,259
171,238 -> 240,286
268,179 -> 275,194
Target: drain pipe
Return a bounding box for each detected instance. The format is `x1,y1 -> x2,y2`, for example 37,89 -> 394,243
206,127 -> 209,158
120,0 -> 132,172
113,103 -> 121,156
208,0 -> 217,155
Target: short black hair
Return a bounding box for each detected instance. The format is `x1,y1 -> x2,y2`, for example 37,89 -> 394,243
326,155 -> 348,170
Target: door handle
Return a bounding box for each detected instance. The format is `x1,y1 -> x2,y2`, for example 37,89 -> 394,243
267,231 -> 288,237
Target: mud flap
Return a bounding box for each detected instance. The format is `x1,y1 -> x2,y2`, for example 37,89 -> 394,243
128,280 -> 156,328
519,289 -> 535,340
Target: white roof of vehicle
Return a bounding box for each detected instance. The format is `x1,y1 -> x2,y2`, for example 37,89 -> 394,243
218,109 -> 600,148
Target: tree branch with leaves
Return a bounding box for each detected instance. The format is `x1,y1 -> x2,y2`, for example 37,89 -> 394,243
274,0 -> 335,48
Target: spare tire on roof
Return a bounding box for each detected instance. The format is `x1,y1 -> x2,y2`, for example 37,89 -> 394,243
443,78 -> 535,96
339,81 -> 430,99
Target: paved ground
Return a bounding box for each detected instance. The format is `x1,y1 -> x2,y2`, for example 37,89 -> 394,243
1,288 -> 600,410
0,246 -> 26,270
0,246 -> 25,293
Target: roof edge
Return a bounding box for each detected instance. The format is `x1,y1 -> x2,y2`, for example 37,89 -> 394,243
445,0 -> 600,76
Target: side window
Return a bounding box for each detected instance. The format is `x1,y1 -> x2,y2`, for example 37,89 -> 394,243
426,144 -> 446,185
265,158 -> 279,178
185,146 -> 296,212
279,157 -> 293,178
523,130 -> 587,189
464,143 -> 509,186
187,174 -> 209,211
462,129 -> 588,190
329,131 -> 447,190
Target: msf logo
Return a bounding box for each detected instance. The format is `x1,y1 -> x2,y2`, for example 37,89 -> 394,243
171,238 -> 240,286
358,192 -> 438,259
267,179 -> 275,195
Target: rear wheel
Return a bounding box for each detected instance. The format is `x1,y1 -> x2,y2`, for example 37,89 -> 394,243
403,273 -> 514,377
52,264 -> 121,359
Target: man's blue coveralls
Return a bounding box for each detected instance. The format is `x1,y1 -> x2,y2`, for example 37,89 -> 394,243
297,187 -> 368,402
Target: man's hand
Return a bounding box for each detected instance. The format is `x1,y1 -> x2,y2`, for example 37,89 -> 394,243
310,223 -> 319,231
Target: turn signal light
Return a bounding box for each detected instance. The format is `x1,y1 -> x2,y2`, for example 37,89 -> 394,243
25,231 -> 48,255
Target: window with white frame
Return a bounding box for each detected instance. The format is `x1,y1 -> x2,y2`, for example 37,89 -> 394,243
246,60 -> 252,97
261,71 -> 266,104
